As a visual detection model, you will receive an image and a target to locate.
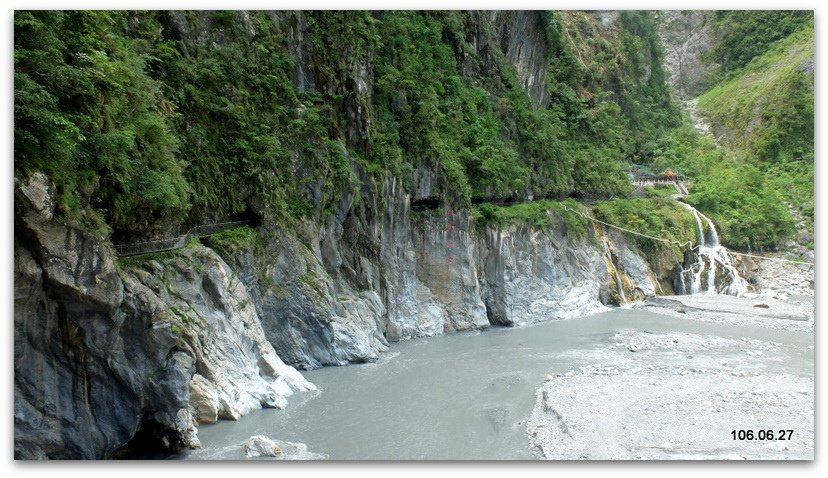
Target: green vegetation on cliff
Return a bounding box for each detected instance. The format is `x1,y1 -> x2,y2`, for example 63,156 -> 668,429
592,198 -> 697,256
705,10 -> 812,80
685,161 -> 795,249
647,116 -> 797,250
14,12 -> 189,236
14,10 -> 812,253
692,12 -> 813,249
15,10 -> 679,239
472,196 -> 699,263
472,199 -> 588,238
699,21 -> 813,165
205,225 -> 260,257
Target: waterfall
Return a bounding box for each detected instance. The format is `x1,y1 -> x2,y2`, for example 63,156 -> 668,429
677,202 -> 748,296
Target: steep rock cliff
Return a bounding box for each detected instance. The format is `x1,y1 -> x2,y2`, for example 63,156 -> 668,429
477,221 -> 606,326
217,171 -> 668,369
121,246 -> 315,425
472,10 -> 551,107
14,173 -> 312,459
657,11 -> 715,100
15,172 -> 191,459
14,166 -> 672,457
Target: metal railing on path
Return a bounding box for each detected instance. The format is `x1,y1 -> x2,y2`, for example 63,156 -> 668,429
113,220 -> 251,257
631,177 -> 690,195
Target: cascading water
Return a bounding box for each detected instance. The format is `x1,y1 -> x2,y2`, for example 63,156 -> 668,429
676,202 -> 748,296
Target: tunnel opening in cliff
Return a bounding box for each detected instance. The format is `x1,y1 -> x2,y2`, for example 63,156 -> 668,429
411,197 -> 441,211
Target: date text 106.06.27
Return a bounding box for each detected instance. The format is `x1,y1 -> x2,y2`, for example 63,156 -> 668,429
731,429 -> 794,441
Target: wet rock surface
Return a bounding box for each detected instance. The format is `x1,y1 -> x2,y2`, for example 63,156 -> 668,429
236,435 -> 326,460
243,435 -> 282,457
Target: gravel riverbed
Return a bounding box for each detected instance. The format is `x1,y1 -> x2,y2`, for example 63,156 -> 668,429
527,293 -> 814,460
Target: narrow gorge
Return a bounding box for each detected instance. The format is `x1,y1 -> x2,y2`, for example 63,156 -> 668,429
13,9 -> 814,460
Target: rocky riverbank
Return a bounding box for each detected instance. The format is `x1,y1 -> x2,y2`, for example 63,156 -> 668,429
752,256 -> 814,302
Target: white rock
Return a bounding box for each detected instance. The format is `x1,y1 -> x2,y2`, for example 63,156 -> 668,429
243,435 -> 282,457
17,171 -> 54,220
190,374 -> 220,424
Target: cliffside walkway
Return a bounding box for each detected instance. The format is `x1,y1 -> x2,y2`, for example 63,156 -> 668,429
114,220 -> 251,257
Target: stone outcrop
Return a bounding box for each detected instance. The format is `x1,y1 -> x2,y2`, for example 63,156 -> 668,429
15,172 -> 183,459
657,11 -> 715,100
14,173 -> 312,459
242,436 -> 326,460
477,220 -> 608,326
121,245 -> 315,425
486,11 -> 551,107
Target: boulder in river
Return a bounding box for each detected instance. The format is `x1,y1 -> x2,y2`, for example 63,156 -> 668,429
243,435 -> 282,457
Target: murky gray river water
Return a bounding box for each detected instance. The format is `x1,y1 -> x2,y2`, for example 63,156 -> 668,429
182,308 -> 813,460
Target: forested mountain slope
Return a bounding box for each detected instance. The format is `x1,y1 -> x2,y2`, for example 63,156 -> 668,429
658,10 -> 813,251
15,11 -> 679,240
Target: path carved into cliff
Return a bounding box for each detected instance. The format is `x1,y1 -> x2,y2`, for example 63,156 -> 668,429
114,220 -> 251,257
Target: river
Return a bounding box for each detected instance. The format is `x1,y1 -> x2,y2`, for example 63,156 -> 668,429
181,306 -> 813,460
